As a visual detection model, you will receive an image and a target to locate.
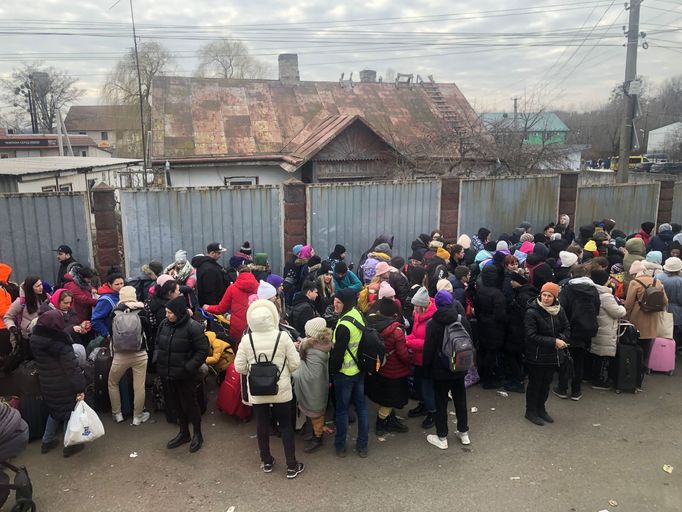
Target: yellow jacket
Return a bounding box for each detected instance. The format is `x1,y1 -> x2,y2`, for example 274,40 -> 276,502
205,331 -> 234,373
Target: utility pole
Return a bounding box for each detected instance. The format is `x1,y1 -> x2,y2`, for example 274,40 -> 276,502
129,0 -> 147,167
616,0 -> 643,184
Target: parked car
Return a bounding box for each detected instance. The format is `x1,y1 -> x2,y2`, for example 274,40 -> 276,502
610,155 -> 649,170
650,162 -> 682,174
634,162 -> 654,172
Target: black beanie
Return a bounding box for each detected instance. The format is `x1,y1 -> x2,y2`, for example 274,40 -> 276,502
333,244 -> 346,255
320,261 -> 333,275
308,255 -> 322,267
484,241 -> 497,252
335,288 -> 357,309
391,256 -> 405,269
240,241 -> 251,255
641,222 -> 655,234
165,296 -> 187,319
148,261 -> 163,276
378,297 -> 398,317
591,269 -> 610,286
335,262 -> 348,274
410,250 -> 424,262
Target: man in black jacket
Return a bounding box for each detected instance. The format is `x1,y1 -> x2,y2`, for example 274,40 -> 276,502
54,244 -> 77,289
192,242 -> 232,307
427,248 -> 450,296
289,281 -> 319,334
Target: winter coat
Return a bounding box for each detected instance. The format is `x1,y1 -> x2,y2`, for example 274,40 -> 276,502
368,315 -> 411,379
283,257 -> 306,303
473,267 -> 507,350
655,271 -> 682,326
204,330 -> 233,373
423,304 -> 473,381
405,299 -> 436,365
333,270 -> 363,293
633,229 -> 652,247
0,402 -> 24,459
388,270 -> 410,305
229,252 -> 252,270
623,238 -> 646,296
525,253 -> 554,289
156,313 -> 209,381
3,292 -> 51,338
553,266 -> 572,285
524,300 -> 571,366
293,334 -> 332,416
427,256 -> 449,296
0,263 -> 14,330
30,325 -> 86,421
289,294 -> 318,335
148,292 -> 170,331
590,284 -> 626,357
506,284 -> 538,353
314,277 -> 335,316
234,300 -> 301,404
625,275 -> 668,339
56,256 -> 77,289
62,272 -> 97,323
205,271 -> 259,342
91,283 -> 119,337
648,231 -> 674,260
559,277 -> 601,345
192,255 -> 232,307
450,279 -> 467,309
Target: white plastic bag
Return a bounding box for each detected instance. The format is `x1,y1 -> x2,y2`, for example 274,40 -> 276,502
64,400 -> 105,447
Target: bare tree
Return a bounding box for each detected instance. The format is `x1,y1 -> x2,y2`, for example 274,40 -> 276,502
1,64 -> 83,133
195,39 -> 270,79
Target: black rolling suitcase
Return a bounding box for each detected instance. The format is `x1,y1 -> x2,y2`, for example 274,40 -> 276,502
19,395 -> 49,441
614,322 -> 642,394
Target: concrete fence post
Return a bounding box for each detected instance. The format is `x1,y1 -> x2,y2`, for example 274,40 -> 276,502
91,183 -> 124,277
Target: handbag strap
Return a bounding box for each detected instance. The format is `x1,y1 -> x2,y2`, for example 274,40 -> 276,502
248,331 -> 282,364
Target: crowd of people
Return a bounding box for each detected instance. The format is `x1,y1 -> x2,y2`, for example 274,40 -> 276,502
1,216 -> 681,480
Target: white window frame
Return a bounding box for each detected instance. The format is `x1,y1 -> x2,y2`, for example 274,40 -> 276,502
224,176 -> 258,187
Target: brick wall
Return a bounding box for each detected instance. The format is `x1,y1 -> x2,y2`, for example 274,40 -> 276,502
91,183 -> 124,277
282,179 -> 307,259
439,177 -> 460,239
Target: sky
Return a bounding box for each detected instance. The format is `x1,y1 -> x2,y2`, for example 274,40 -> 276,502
0,0 -> 680,114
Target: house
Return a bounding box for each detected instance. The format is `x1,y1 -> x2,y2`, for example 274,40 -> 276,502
0,156 -> 143,193
64,105 -> 141,158
480,112 -> 570,145
150,54 -> 484,185
647,121 -> 682,155
0,129 -> 111,159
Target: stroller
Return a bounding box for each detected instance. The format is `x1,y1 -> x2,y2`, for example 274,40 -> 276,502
0,461 -> 35,512
197,309 -> 232,341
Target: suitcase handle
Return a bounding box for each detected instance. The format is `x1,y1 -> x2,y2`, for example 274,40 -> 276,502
618,320 -> 637,338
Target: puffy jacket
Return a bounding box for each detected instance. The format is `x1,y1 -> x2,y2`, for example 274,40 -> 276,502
192,255 -> 231,306
648,231 -> 674,260
473,267 -> 507,350
559,277 -> 601,345
3,290 -> 51,338
91,283 -> 119,337
525,253 -> 554,289
293,334 -> 332,415
62,272 -> 97,322
524,300 -> 570,365
405,298 -> 436,365
0,263 -> 14,330
333,270 -> 363,293
289,294 -> 318,335
205,272 -> 259,342
422,303 -> 472,381
656,271 -> 682,326
506,284 -> 538,353
56,256 -> 77,289
205,331 -> 233,373
234,300 -> 301,404
368,315 -> 411,379
590,284 -> 626,357
388,270 -> 410,305
625,275 -> 668,339
623,238 -> 646,297
156,312 -> 209,381
30,324 -> 86,421
427,256 -> 449,296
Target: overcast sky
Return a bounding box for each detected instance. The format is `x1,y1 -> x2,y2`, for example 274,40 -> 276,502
0,0 -> 680,113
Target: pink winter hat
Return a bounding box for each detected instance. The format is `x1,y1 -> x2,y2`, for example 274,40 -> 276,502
298,245 -> 313,259
374,261 -> 391,276
156,274 -> 174,287
378,281 -> 395,299
519,241 -> 535,254
629,260 -> 646,276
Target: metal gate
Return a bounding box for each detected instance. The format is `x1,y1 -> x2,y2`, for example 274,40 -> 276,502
120,186 -> 283,276
307,181 -> 441,265
0,192 -> 93,286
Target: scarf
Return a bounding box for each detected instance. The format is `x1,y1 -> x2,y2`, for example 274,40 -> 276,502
175,261 -> 193,283
537,298 -> 560,316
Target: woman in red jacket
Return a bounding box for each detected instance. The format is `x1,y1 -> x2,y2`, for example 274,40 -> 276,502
203,267 -> 259,344
366,297 -> 412,436
62,266 -> 98,323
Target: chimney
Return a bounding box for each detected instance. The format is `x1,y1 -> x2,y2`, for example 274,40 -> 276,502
0,127 -> 6,136
359,69 -> 377,83
278,54 -> 300,84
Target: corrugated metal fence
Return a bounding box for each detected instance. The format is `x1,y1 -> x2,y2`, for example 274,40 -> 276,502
0,192 -> 93,285
120,187 -> 283,276
458,176 -> 560,238
307,181 -> 441,263
575,183 -> 660,235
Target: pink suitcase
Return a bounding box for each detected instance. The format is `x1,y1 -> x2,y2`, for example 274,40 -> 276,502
647,338 -> 676,376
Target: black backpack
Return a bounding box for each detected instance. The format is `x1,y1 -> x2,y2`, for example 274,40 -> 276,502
343,315 -> 386,375
247,332 -> 283,396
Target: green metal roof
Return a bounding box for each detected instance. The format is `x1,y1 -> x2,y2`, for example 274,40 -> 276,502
480,112 -> 569,132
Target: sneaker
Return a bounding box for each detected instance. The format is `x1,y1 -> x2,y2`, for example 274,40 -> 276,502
357,447 -> 368,458
385,413 -> 409,434
408,403 -> 427,418
504,382 -> 525,394
552,387 -> 568,399
591,384 -> 611,391
427,434 -> 448,450
41,439 -> 59,454
335,447 -> 347,458
421,413 -> 435,429
261,458 -> 275,473
286,462 -> 305,479
132,411 -> 151,426
112,412 -> 124,423
63,444 -> 85,458
455,431 -> 471,445
570,393 -> 583,401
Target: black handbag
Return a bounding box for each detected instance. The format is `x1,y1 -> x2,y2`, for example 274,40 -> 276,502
247,332 -> 283,396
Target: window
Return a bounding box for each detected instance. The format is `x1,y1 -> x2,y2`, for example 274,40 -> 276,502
80,150 -> 87,157
42,185 -> 57,192
101,131 -> 108,141
78,131 -> 86,135
0,153 -> 9,159
224,176 -> 258,187
59,184 -> 72,192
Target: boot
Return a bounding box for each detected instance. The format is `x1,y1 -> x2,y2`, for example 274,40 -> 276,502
304,435 -> 323,453
524,410 -> 545,426
421,413 -> 435,429
167,428 -> 191,449
189,424 -> 203,453
408,403 -> 427,418
62,444 -> 84,458
385,412 -> 409,433
375,416 -> 388,436
537,410 -> 554,423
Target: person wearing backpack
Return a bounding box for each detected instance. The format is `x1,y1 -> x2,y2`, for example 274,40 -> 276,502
329,288 -> 370,458
422,290 -> 473,450
625,262 -> 668,390
108,286 -> 151,426
553,266 -> 600,401
524,282 -> 570,426
91,273 -> 125,338
234,299 -> 303,478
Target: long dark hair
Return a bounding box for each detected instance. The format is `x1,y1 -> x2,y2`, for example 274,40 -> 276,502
23,276 -> 46,314
159,279 -> 179,299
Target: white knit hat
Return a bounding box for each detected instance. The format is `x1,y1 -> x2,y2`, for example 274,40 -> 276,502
559,251 -> 578,268
410,286 -> 430,307
496,240 -> 509,252
305,317 -> 328,338
436,278 -> 453,293
257,280 -> 277,300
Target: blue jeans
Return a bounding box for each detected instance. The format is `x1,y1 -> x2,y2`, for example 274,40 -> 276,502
333,373 -> 369,452
413,365 -> 436,413
42,415 -> 62,444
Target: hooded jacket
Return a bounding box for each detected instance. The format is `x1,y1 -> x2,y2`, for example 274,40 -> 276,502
0,263 -> 14,330
656,271 -> 682,326
405,298 -> 436,365
333,270 -> 363,293
368,314 -> 411,379
192,255 -> 232,307
623,238 -> 646,297
524,300 -> 570,365
289,293 -> 319,335
235,300 -> 301,404
56,256 -> 77,289
474,267 -> 507,350
205,330 -> 233,373
62,270 -> 97,322
423,303 -> 472,381
293,331 -> 332,415
647,231 -> 674,259
559,276 -> 601,345
205,271 -> 259,342
91,283 -> 120,337
156,309 -> 209,381
625,275 -> 668,339
591,283 -> 626,357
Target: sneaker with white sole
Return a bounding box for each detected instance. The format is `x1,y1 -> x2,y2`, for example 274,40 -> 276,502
132,411 -> 151,426
426,434 -> 448,450
112,412 -> 124,423
286,462 -> 305,479
455,431 -> 471,445
261,458 -> 274,473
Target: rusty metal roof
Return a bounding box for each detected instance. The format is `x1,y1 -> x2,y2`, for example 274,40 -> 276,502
151,76 -> 480,163
65,105 -> 139,132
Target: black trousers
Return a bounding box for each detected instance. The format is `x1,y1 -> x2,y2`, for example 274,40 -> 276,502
478,347 -> 499,384
638,338 -> 653,388
558,346 -> 585,395
504,349 -> 525,384
591,355 -> 613,387
168,377 -> 202,430
253,401 -> 297,470
433,378 -> 468,438
526,364 -> 556,414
